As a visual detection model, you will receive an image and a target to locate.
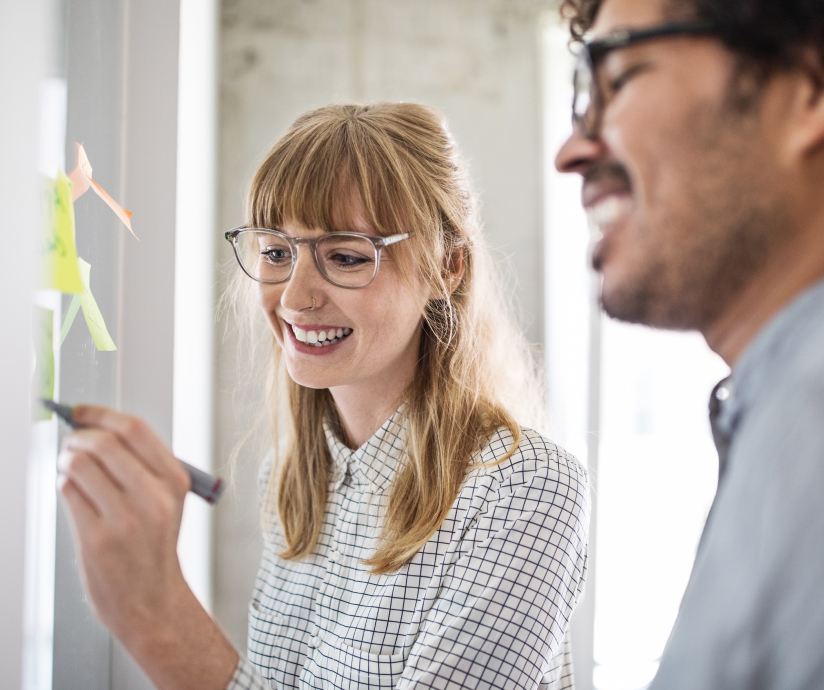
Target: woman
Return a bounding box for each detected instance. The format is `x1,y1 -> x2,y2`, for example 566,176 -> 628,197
58,103 -> 589,690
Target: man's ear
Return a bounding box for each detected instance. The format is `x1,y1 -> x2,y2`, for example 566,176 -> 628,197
787,49 -> 824,158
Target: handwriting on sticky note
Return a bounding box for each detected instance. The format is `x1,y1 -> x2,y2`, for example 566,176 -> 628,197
69,143 -> 138,240
45,172 -> 84,294
77,258 -> 117,351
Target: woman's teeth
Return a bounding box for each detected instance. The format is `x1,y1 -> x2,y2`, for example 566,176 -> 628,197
291,325 -> 352,347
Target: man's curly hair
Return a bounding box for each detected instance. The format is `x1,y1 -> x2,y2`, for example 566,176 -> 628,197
558,0 -> 824,77
559,0 -> 601,43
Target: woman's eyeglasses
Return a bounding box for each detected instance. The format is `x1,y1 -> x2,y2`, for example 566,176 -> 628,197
224,227 -> 411,289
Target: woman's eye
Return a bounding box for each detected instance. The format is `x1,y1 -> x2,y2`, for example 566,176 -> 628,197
261,248 -> 291,264
328,252 -> 371,268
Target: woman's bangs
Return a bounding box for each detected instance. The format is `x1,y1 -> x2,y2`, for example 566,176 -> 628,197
252,139 -> 353,233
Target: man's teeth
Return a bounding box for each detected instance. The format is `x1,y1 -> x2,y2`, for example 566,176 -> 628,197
587,195 -> 633,228
291,325 -> 352,347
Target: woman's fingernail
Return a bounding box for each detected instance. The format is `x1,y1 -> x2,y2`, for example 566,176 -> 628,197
57,450 -> 70,474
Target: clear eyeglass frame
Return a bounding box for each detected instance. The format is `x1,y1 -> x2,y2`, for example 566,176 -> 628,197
224,226 -> 412,289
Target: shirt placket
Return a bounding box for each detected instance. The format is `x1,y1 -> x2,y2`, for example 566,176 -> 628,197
308,449 -> 358,654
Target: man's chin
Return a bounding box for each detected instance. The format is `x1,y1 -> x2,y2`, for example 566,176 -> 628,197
600,275 -> 659,327
601,282 -> 703,332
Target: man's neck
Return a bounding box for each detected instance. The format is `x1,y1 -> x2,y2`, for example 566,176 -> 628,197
705,229 -> 824,366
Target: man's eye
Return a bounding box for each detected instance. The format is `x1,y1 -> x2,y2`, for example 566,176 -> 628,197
605,63 -> 649,95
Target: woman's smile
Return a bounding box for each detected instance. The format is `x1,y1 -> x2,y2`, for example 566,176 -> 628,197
282,319 -> 354,356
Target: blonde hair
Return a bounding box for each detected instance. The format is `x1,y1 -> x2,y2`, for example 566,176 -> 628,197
226,103 -> 543,574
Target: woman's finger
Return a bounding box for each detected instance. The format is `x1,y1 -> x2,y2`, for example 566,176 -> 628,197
71,405 -> 187,489
63,428 -> 151,491
58,449 -> 125,519
58,473 -> 100,529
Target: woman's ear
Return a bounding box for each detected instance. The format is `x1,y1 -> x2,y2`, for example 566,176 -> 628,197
444,247 -> 466,295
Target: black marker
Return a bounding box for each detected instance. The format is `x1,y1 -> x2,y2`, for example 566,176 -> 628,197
41,398 -> 224,505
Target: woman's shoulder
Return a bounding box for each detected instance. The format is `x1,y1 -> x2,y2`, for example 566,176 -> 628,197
450,426 -> 590,547
469,425 -> 589,500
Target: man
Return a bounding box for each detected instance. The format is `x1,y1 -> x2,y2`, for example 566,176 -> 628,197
555,0 -> 824,688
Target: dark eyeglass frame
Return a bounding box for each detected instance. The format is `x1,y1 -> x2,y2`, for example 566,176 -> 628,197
224,226 -> 412,289
573,20 -> 723,138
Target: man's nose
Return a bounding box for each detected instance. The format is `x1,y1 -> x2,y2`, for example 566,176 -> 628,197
554,126 -> 606,175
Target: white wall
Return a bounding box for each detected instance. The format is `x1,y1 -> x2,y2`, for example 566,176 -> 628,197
0,0 -> 46,684
214,0 -> 551,651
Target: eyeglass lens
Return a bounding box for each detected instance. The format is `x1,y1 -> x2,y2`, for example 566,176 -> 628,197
235,230 -> 379,288
572,54 -> 597,133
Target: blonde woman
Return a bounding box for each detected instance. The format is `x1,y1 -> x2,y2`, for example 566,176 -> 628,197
57,103 -> 589,690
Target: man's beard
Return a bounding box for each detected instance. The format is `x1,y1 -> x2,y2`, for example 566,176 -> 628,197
600,197 -> 785,333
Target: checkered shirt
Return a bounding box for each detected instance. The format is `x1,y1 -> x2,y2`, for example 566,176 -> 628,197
226,410 -> 590,689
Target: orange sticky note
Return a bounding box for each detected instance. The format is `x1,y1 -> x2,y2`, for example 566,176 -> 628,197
69,142 -> 138,240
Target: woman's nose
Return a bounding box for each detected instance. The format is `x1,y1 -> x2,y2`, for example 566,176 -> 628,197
279,248 -> 325,312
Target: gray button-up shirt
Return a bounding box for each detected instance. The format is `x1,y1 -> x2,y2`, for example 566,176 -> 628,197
650,279 -> 824,690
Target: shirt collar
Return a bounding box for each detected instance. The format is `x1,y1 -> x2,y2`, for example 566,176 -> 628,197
712,278 -> 824,442
323,408 -> 407,493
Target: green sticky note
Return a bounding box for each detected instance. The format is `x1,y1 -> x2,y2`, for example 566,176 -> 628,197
32,306 -> 55,421
77,258 -> 117,351
45,173 -> 83,294
60,295 -> 81,345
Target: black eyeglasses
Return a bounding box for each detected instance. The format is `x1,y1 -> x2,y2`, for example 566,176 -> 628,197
572,21 -> 723,138
224,226 -> 411,289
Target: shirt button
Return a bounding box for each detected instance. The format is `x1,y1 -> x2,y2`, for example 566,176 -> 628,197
308,635 -> 320,649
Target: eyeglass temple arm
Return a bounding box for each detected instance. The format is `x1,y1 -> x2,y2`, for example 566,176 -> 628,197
377,233 -> 410,247
224,226 -> 246,241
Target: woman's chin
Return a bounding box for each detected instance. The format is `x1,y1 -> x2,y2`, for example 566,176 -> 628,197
284,365 -> 341,391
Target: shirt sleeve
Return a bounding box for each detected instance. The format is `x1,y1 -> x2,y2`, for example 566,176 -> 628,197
226,655 -> 273,690
397,460 -> 590,689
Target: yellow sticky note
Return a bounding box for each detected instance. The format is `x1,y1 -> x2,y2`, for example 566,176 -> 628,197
45,173 -> 83,293
77,258 -> 117,351
32,306 -> 55,421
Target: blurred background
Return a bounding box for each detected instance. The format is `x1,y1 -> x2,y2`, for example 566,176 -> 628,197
2,1 -> 728,688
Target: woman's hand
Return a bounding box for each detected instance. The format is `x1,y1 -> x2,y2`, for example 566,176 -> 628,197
57,404 -> 192,648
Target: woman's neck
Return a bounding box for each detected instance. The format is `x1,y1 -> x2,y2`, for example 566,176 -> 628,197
329,379 -> 407,449
327,327 -> 422,448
